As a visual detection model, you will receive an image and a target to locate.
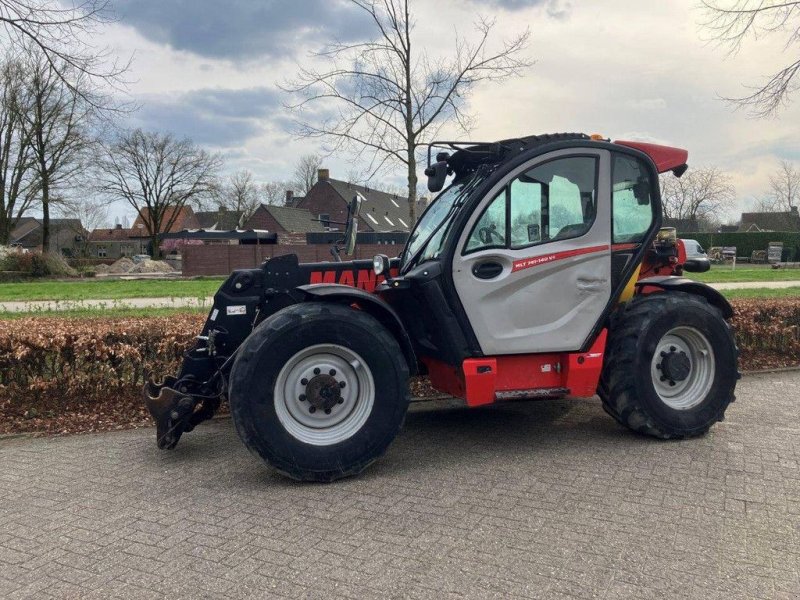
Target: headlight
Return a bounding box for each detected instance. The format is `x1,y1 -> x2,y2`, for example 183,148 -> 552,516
372,254 -> 389,275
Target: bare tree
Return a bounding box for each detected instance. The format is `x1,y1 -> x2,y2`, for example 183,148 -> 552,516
0,0 -> 129,107
284,0 -> 532,222
0,54 -> 39,244
768,159 -> 800,210
291,153 -> 322,195
660,166 -> 736,223
55,195 -> 109,256
19,48 -> 96,252
221,169 -> 261,222
701,1 -> 800,116
98,129 -> 221,258
261,181 -> 290,206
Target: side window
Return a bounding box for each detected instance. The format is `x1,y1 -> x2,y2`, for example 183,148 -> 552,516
612,154 -> 655,244
465,190 -> 506,252
465,156 -> 598,253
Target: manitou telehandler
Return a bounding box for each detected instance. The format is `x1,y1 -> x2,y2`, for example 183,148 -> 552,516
145,133 -> 738,482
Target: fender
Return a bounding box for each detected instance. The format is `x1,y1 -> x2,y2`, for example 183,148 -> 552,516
296,283 -> 418,374
635,276 -> 733,319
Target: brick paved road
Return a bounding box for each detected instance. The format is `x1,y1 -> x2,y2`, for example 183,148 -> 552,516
2,372 -> 799,599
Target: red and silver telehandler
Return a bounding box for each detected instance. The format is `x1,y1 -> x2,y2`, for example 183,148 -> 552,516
145,133 -> 738,481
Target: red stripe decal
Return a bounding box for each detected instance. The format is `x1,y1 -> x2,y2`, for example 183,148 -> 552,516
611,243 -> 640,252
512,244 -> 608,273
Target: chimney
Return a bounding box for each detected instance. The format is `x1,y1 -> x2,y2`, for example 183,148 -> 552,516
317,168 -> 330,181
285,190 -> 294,205
115,223 -> 122,230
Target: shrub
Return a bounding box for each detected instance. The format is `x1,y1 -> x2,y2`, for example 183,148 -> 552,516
0,250 -> 77,277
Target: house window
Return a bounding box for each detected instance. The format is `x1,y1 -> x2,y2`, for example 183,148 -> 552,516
319,213 -> 330,227
97,245 -> 107,258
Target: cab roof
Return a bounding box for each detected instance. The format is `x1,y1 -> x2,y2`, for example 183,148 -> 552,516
435,133 -> 688,178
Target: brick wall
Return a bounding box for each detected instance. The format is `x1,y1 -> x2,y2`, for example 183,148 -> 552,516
182,244 -> 396,276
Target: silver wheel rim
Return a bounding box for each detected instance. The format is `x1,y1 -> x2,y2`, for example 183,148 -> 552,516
274,344 -> 375,446
650,326 -> 715,410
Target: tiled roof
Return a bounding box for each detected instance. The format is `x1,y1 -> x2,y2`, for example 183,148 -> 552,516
739,210 -> 800,232
325,179 -> 411,232
89,227 -> 135,241
260,205 -> 326,233
132,206 -> 197,234
194,210 -> 244,230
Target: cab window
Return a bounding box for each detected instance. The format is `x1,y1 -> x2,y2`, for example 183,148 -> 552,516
465,156 -> 598,253
612,154 -> 656,244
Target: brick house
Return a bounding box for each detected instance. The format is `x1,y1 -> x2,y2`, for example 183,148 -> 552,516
10,217 -> 88,256
295,169 -> 424,234
243,204 -> 326,244
87,206 -> 201,259
87,224 -> 148,259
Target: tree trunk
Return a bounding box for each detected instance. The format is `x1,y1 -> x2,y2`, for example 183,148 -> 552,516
151,232 -> 160,259
40,172 -> 50,253
407,151 -> 417,223
0,214 -> 9,245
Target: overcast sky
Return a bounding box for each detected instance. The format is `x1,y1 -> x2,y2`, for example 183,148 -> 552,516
98,0 -> 799,224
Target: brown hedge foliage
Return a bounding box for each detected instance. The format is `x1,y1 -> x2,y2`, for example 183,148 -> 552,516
0,297 -> 798,435
0,315 -> 204,434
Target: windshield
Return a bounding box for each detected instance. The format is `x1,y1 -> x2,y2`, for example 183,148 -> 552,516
401,175 -> 481,272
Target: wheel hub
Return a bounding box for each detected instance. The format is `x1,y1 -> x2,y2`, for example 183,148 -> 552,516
658,349 -> 691,383
305,374 -> 343,411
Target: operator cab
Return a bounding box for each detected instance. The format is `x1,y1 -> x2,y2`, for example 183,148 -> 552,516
374,133 -> 689,365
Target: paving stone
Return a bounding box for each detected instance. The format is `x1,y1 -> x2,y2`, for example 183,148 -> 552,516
1,372 -> 799,599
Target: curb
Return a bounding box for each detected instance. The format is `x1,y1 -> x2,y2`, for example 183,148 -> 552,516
741,365 -> 800,376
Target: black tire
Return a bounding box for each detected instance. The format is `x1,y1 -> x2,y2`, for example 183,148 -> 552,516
600,291 -> 738,439
229,302 -> 410,482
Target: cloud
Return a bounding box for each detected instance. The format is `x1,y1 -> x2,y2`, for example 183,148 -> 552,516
472,0 -> 572,19
114,0 -> 372,60
130,87 -> 283,147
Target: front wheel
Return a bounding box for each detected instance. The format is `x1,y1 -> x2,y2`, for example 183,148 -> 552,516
229,302 -> 410,482
600,292 -> 738,439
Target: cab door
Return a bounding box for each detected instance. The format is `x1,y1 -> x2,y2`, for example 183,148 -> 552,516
451,148 -> 611,355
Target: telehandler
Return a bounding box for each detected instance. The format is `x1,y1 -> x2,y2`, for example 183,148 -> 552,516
145,133 -> 738,481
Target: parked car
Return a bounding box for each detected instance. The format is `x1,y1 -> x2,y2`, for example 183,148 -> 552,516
682,239 -> 710,272
132,254 -> 150,264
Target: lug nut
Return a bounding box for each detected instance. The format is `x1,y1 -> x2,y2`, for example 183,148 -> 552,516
324,409 -> 331,415
339,381 -> 346,388
337,398 -> 344,404
670,346 -> 676,352
313,368 -> 321,375
656,364 -> 662,370
660,351 -> 667,357
301,378 -> 308,385
669,381 -> 676,386
329,369 -> 336,376
660,376 -> 666,382
309,407 -> 316,414
299,394 -> 306,402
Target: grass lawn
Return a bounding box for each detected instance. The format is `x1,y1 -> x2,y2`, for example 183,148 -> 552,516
689,265 -> 800,283
0,277 -> 225,302
718,286 -> 800,299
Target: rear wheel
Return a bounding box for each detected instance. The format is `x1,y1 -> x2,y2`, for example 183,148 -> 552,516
600,292 -> 738,439
229,302 -> 410,482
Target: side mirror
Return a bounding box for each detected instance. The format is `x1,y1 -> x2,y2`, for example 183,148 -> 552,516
425,161 -> 448,193
344,194 -> 363,255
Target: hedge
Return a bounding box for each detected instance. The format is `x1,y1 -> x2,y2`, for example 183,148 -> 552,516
690,232 -> 800,261
1,299 -> 798,432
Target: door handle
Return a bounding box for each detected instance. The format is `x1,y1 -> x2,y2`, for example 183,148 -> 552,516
472,261 -> 503,279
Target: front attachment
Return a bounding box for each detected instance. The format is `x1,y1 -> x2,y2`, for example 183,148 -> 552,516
143,374 -> 224,449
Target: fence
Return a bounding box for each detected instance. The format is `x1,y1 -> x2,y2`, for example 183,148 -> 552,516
693,232 -> 800,262
182,244 -> 397,277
